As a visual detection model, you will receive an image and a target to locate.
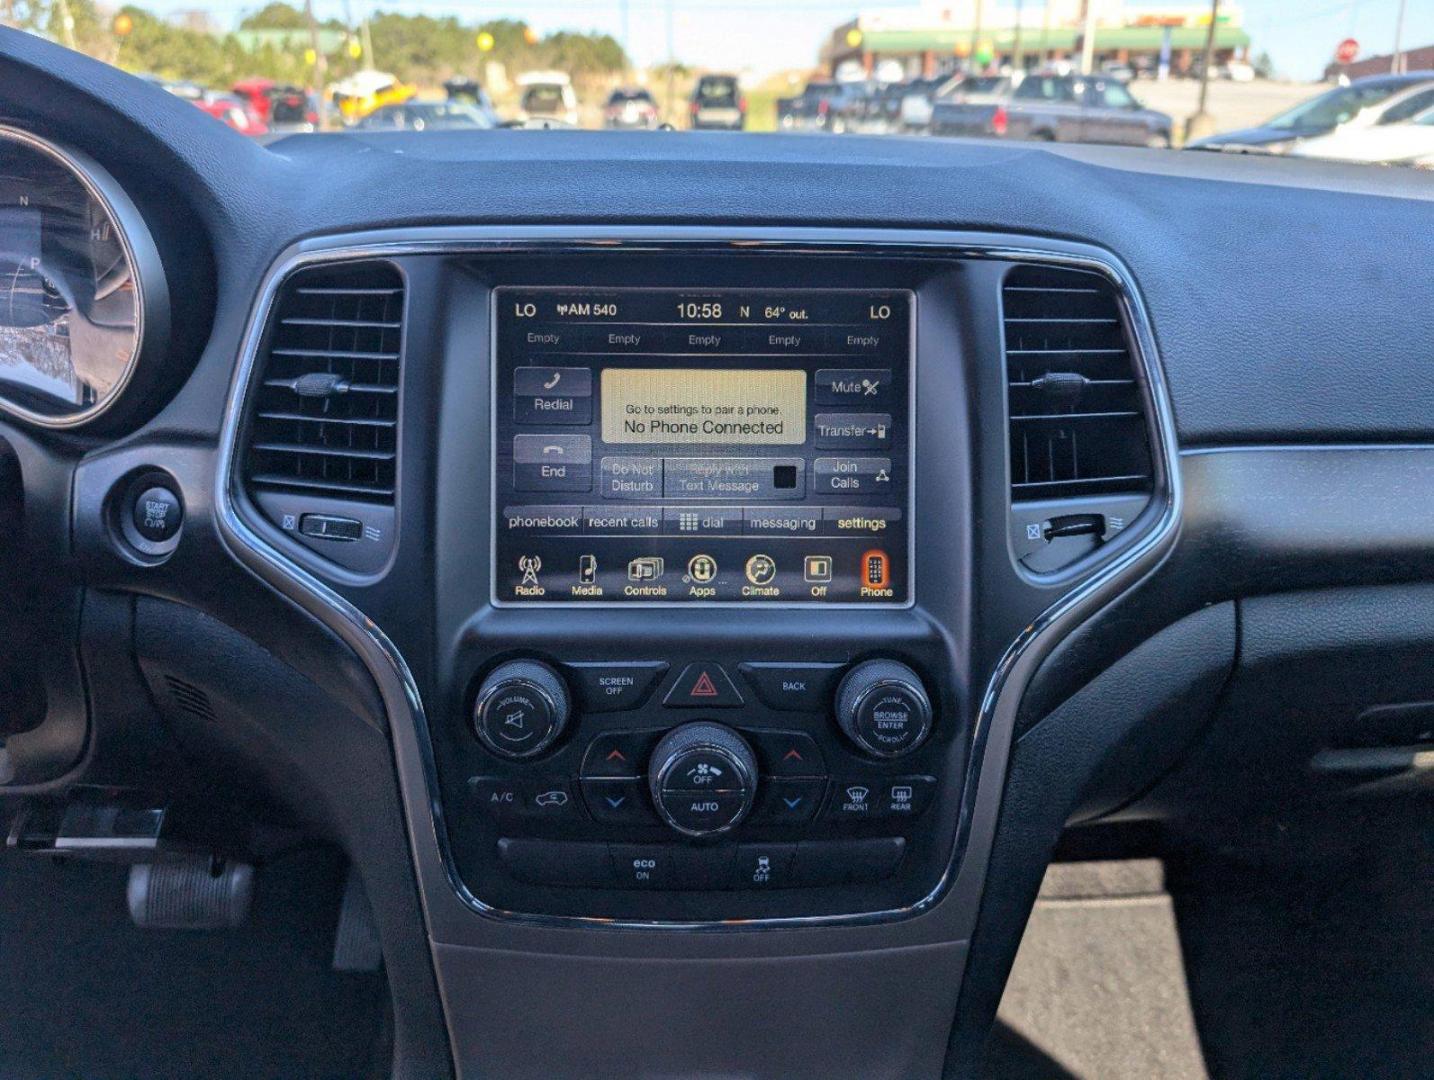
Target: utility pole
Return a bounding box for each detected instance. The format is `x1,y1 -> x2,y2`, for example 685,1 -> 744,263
1078,0 -> 1097,76
1011,0 -> 1025,75
1185,0 -> 1220,143
1037,0 -> 1051,67
969,0 -> 984,73
305,0 -> 329,129
620,0 -> 631,73
1392,0 -> 1408,75
361,19 -> 374,68
665,0 -> 675,125
53,0 -> 77,50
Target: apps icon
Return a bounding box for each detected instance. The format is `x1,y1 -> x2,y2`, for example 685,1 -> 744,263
686,554 -> 718,584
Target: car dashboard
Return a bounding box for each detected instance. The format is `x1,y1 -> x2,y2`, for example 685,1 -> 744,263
1,31 -> 1432,1080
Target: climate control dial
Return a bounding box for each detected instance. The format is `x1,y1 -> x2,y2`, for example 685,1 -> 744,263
835,660 -> 933,758
648,722 -> 758,837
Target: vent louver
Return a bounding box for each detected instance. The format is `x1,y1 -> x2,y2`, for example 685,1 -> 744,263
1004,265 -> 1152,502
243,262 -> 403,503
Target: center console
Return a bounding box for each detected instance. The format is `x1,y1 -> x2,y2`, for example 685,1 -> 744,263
419,251 -> 979,925
223,227 -> 1171,1076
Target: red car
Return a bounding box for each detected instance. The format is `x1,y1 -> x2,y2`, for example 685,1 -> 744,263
193,93 -> 268,137
232,78 -> 317,130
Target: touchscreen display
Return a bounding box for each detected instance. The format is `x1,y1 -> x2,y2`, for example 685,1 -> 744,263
492,288 -> 912,605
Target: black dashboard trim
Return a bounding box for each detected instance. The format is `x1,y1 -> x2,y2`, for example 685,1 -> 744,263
212,226 -> 1182,932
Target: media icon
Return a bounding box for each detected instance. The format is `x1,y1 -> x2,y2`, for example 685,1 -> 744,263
627,556 -> 665,582
745,554 -> 777,586
686,554 -> 718,584
578,554 -> 597,584
803,555 -> 833,583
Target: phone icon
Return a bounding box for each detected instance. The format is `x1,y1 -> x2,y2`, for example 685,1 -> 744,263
542,371 -> 562,391
542,444 -> 565,456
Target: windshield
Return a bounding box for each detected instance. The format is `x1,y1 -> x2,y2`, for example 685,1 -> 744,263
25,0 -> 1433,167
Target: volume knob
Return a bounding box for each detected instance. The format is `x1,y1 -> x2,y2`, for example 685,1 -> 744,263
472,660 -> 570,760
835,660 -> 932,758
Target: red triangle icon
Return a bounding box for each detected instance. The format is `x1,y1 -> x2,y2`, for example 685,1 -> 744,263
690,671 -> 719,697
606,749 -> 627,762
783,747 -> 804,761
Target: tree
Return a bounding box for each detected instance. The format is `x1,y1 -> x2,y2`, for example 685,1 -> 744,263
239,2 -> 304,30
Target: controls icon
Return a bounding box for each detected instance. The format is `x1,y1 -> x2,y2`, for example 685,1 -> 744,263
745,554 -> 777,586
627,556 -> 665,582
686,554 -> 718,584
578,554 -> 597,584
803,555 -> 833,583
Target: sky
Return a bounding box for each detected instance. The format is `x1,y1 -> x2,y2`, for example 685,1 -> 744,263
149,0 -> 1433,83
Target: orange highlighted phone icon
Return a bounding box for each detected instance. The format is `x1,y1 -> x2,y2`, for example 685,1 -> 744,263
861,550 -> 890,589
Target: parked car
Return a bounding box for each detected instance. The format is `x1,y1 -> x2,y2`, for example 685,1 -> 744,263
267,86 -> 318,132
604,87 -> 659,129
898,74 -> 955,131
921,75 -> 1014,134
826,79 -> 881,134
1289,101 -> 1434,167
775,80 -> 862,131
932,73 -> 1172,148
689,74 -> 745,130
516,71 -> 579,127
192,92 -> 268,137
352,101 -> 495,132
442,77 -> 502,127
329,69 -> 416,124
839,80 -> 911,134
230,78 -> 314,131
1187,72 -> 1434,153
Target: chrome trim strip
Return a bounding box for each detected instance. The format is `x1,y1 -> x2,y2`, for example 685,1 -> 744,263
214,226 -> 1181,932
0,125 -> 167,430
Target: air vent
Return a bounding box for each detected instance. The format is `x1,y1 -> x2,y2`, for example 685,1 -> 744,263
163,675 -> 217,724
1004,265 -> 1152,502
243,262 -> 403,503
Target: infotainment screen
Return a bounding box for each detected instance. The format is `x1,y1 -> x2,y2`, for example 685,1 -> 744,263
492,288 -> 913,605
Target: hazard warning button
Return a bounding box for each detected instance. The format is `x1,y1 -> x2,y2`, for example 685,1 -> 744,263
662,663 -> 745,709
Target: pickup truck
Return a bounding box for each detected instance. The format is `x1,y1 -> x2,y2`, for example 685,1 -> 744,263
775,81 -> 861,131
931,73 -> 1173,148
